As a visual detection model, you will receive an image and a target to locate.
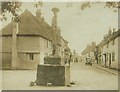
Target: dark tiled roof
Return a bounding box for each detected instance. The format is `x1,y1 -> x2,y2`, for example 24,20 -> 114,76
2,9 -> 53,41
98,29 -> 119,47
61,36 -> 68,43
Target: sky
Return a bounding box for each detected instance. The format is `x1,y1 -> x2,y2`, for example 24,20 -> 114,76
2,2 -> 118,54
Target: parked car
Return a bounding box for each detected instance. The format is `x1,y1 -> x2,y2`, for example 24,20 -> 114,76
85,58 -> 92,66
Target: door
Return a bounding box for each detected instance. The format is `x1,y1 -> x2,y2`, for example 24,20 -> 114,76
109,53 -> 111,67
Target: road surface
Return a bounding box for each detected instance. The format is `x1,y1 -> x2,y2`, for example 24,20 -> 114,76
1,62 -> 118,90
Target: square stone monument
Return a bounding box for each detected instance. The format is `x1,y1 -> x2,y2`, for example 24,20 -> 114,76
36,55 -> 70,86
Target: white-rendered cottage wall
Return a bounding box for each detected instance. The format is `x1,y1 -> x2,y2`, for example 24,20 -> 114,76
100,37 -> 119,69
108,37 -> 118,69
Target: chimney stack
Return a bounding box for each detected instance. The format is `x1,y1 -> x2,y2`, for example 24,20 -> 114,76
108,28 -> 112,36
36,9 -> 42,21
113,28 -> 116,33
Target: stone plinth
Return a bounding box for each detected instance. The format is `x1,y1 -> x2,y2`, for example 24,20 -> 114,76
36,64 -> 70,86
44,55 -> 61,65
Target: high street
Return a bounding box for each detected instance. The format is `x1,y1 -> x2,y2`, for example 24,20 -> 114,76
2,62 -> 118,90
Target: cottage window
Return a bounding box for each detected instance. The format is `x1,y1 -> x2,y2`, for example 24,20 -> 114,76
112,52 -> 115,61
30,53 -> 34,60
26,53 -> 35,60
112,39 -> 115,45
27,53 -> 34,60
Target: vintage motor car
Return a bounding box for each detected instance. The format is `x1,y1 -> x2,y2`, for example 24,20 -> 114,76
85,58 -> 92,66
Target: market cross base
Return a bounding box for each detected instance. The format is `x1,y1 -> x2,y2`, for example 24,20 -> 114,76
36,64 -> 70,86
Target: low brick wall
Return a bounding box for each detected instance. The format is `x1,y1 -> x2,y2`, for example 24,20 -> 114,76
36,64 -> 70,86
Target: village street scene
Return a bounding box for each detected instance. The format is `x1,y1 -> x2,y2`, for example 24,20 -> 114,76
0,1 -> 119,90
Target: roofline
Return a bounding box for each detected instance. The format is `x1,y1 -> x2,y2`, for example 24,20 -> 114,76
98,30 -> 119,47
61,36 -> 68,43
1,34 -> 53,42
1,9 -> 53,41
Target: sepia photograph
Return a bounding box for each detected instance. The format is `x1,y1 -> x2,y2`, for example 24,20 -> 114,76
0,0 -> 119,91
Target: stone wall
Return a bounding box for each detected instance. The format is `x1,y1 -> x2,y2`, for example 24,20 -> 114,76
36,64 -> 70,86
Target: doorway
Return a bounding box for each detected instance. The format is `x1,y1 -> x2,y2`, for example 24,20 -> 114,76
109,53 -> 111,67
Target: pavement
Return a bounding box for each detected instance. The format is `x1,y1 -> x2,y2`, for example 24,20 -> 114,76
92,63 -> 118,76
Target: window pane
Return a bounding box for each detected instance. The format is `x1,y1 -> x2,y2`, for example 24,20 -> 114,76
112,52 -> 115,61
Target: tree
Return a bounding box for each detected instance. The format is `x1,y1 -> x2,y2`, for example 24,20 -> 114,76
105,2 -> 119,10
86,2 -> 119,12
66,2 -> 119,12
1,1 -> 22,69
80,2 -> 91,10
0,1 -> 22,21
33,1 -> 43,8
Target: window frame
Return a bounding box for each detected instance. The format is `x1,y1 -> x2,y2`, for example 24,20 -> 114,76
26,53 -> 35,61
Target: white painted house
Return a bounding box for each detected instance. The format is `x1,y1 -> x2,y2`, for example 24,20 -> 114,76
98,29 -> 119,70
81,42 -> 96,62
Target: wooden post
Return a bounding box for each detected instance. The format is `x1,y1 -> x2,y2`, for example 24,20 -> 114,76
11,22 -> 18,69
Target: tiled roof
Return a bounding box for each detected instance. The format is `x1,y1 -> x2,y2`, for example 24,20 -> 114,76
98,29 -> 119,47
61,36 -> 68,43
2,9 -> 53,41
